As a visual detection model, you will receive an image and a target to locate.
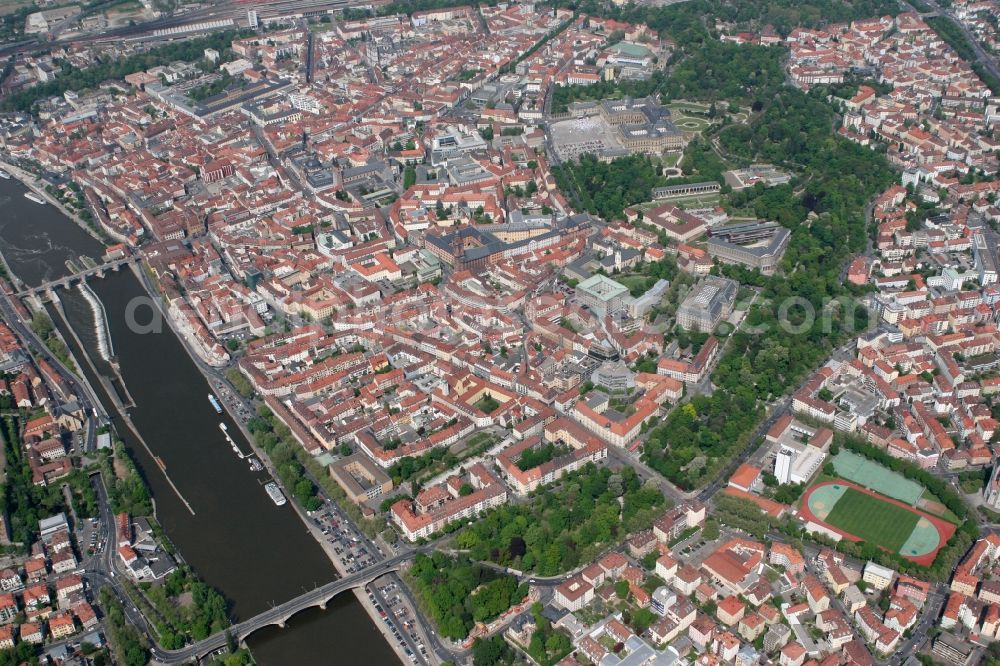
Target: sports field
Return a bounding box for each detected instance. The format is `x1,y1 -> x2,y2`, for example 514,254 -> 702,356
800,480 -> 956,565
822,487 -> 919,552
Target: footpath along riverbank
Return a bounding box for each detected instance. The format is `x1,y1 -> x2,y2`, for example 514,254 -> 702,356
131,239 -> 418,666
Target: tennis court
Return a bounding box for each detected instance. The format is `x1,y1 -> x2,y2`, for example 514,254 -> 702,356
832,451 -> 924,505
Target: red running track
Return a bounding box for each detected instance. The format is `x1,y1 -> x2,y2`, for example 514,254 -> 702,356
798,479 -> 956,567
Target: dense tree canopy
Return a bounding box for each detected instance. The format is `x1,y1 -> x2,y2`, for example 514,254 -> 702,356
248,407 -> 323,511
568,0 -> 899,46
643,393 -> 762,489
472,635 -> 516,666
660,41 -> 786,104
553,40 -> 785,112
144,567 -> 231,648
408,552 -> 527,640
516,442 -> 572,471
552,154 -> 667,221
101,588 -> 150,666
455,465 -> 666,575
634,46 -> 894,490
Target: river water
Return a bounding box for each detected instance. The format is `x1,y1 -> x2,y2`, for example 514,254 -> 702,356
0,177 -> 397,665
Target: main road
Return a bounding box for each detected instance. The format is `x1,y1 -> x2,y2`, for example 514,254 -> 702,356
80,473 -> 161,638
0,284 -> 105,442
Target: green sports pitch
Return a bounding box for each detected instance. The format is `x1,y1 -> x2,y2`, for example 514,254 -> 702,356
815,487 -> 919,552
804,480 -> 954,563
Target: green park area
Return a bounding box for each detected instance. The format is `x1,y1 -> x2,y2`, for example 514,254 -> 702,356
406,552 -> 527,640
455,465 -> 666,575
666,103 -> 715,132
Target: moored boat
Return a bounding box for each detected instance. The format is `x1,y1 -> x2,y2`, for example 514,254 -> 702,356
265,482 -> 286,506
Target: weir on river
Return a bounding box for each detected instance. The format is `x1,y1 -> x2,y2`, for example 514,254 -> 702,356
76,282 -> 113,362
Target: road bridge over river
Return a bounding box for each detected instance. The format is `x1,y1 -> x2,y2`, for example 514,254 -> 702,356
151,553 -> 411,664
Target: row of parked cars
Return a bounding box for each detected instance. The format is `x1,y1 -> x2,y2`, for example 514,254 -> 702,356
370,582 -> 428,664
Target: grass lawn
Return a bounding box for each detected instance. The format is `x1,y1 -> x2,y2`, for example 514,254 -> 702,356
475,395 -> 501,414
617,274 -> 661,297
823,488 -> 919,552
667,101 -> 711,113
465,432 -> 494,448
673,116 -> 712,132
677,195 -> 722,208
0,0 -> 36,14
980,505 -> 1000,524
661,153 -> 682,168
106,0 -> 144,15
668,525 -> 700,548
617,275 -> 648,289
915,488 -> 962,524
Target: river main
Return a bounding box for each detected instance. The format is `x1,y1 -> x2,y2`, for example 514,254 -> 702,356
0,177 -> 398,665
